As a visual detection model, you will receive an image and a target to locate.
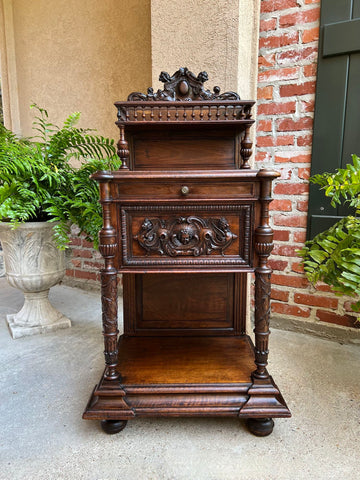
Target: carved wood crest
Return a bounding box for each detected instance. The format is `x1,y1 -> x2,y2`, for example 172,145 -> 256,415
127,67 -> 240,102
134,216 -> 237,257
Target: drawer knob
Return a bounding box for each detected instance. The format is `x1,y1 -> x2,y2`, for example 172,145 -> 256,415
181,185 -> 190,196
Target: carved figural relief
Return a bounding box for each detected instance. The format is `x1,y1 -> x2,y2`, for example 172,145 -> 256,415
127,67 -> 240,102
134,216 -> 237,257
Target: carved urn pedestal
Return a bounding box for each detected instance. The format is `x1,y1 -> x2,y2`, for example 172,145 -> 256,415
0,222 -> 71,338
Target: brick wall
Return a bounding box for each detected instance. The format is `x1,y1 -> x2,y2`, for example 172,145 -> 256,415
257,0 -> 358,329
63,226 -> 102,291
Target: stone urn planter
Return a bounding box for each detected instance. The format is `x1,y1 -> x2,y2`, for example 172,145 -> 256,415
0,221 -> 71,338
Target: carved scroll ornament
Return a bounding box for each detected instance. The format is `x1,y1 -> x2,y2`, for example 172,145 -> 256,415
134,216 -> 237,257
127,67 -> 240,102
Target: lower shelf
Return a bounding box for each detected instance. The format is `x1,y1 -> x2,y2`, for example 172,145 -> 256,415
83,335 -> 291,423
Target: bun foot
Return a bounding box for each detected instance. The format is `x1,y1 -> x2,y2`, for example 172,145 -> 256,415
101,419 -> 128,434
247,418 -> 274,437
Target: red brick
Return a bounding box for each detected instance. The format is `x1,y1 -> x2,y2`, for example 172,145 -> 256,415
66,269 -> 75,277
261,0 -> 299,13
259,32 -> 299,50
280,81 -> 316,97
291,261 -> 304,273
315,283 -> 333,293
257,86 -> 273,100
302,26 -> 320,44
272,273 -> 309,288
298,167 -> 311,180
83,260 -> 104,270
257,119 -> 272,132
316,310 -> 359,328
276,47 -> 317,66
71,259 -> 82,268
271,288 -> 290,302
303,63 -> 317,77
274,214 -> 307,228
273,230 -> 290,241
257,101 -> 296,115
272,302 -> 311,317
74,269 -> 97,281
274,183 -> 309,195
82,239 -> 94,248
276,135 -> 295,146
275,153 -> 311,163
297,200 -> 308,211
295,292 -> 338,309
72,249 -> 93,258
277,117 -> 313,132
278,167 -> 292,180
256,151 -> 271,162
259,54 -> 276,68
293,230 -> 307,243
259,67 -> 298,83
257,136 -> 275,147
279,8 -> 320,27
272,244 -> 300,257
269,259 -> 289,271
260,17 -> 277,32
297,134 -> 313,146
69,237 -> 81,247
270,199 -> 292,211
301,99 -> 315,113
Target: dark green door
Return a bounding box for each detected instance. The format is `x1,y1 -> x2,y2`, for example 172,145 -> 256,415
308,0 -> 360,238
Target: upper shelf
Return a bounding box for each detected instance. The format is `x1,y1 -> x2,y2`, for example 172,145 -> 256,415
114,67 -> 255,126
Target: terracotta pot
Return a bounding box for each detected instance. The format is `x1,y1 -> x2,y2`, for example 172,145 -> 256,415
0,221 -> 71,338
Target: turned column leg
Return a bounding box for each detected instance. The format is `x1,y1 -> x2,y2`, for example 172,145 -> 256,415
253,169 -> 280,379
100,269 -> 120,380
98,178 -> 121,381
254,268 -> 271,378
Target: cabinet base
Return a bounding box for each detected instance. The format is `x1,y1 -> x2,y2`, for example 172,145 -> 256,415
83,335 -> 290,435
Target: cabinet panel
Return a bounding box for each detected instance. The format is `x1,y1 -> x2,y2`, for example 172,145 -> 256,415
123,273 -> 247,336
120,204 -> 253,271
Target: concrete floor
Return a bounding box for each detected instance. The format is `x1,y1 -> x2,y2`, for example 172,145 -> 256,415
0,277 -> 359,480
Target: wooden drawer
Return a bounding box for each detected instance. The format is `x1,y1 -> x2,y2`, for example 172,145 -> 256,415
115,179 -> 256,201
119,203 -> 254,272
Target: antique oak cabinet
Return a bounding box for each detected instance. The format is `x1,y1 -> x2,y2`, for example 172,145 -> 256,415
83,68 -> 291,436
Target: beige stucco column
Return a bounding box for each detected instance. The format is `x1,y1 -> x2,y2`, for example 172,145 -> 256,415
150,0 -> 260,101
0,0 -> 152,138
150,0 -> 261,335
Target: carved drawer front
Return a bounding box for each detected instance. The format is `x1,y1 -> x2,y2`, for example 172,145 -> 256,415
116,180 -> 256,201
120,204 -> 253,271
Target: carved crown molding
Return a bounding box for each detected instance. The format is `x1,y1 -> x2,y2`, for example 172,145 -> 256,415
127,67 -> 240,102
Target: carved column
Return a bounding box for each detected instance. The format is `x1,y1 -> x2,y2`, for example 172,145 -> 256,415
98,176 -> 120,381
240,127 -> 253,169
117,124 -> 129,169
253,169 -> 280,379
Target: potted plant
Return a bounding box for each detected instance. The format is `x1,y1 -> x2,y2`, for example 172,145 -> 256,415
299,154 -> 360,314
0,105 -> 121,338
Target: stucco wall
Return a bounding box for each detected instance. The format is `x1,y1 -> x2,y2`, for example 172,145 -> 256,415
0,0 -> 152,138
150,0 -> 260,101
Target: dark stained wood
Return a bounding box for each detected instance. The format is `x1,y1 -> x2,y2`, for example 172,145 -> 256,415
247,418 -> 274,437
101,419 -> 128,434
84,68 -> 291,435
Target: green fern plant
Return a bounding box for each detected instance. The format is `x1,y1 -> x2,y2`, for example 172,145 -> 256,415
0,104 -> 121,249
298,154 -> 360,313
